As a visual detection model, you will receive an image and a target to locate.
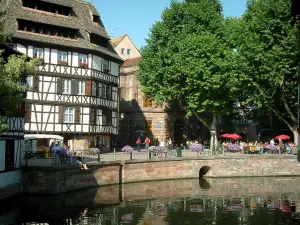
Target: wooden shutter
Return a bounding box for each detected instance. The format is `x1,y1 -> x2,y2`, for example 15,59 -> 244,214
24,103 -> 32,123
57,78 -> 62,94
58,106 -> 63,123
33,76 -> 39,92
86,80 -> 92,96
90,108 -> 95,125
71,79 -> 77,95
75,106 -> 81,124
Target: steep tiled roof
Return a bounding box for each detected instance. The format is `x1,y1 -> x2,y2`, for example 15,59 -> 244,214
111,34 -> 127,47
3,0 -> 122,62
122,56 -> 142,67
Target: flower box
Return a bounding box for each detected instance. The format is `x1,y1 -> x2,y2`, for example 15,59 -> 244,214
79,62 -> 88,68
33,57 -> 44,66
104,68 -> 110,73
58,60 -> 68,66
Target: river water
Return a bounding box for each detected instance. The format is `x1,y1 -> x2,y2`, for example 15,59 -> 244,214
2,177 -> 300,224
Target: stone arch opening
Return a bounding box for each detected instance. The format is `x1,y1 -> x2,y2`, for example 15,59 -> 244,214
199,166 -> 211,178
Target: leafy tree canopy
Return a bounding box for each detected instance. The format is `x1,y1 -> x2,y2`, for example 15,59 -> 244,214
231,0 -> 300,141
138,0 -> 239,130
0,12 -> 36,133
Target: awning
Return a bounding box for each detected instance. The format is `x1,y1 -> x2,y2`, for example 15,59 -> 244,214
24,134 -> 64,141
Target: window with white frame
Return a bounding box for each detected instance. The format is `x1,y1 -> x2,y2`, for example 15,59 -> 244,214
26,76 -> 33,88
33,47 -> 43,59
63,107 -> 74,123
127,49 -> 131,55
77,80 -> 85,95
58,51 -> 68,62
62,79 -> 71,94
79,54 -> 88,64
96,109 -> 102,125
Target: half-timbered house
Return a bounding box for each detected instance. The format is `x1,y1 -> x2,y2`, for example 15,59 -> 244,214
2,0 -> 123,151
0,44 -> 26,200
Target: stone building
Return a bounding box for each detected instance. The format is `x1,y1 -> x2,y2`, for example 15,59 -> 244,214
112,34 -> 201,146
2,0 -> 123,151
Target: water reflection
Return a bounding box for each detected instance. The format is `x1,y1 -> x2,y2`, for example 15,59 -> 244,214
2,177 -> 300,224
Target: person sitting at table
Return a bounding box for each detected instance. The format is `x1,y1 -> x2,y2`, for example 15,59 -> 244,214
72,152 -> 88,170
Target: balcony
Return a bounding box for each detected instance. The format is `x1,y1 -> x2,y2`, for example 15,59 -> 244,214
36,63 -> 118,84
26,92 -> 118,109
89,125 -> 117,134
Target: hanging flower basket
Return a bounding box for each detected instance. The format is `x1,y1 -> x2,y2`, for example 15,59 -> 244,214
227,144 -> 241,152
189,144 -> 203,152
122,145 -> 134,153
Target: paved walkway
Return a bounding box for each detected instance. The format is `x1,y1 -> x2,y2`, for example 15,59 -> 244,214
24,149 -> 297,167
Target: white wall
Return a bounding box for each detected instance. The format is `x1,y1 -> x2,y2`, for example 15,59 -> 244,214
16,44 -> 26,54
0,170 -> 21,189
51,49 -> 58,64
0,140 -> 5,171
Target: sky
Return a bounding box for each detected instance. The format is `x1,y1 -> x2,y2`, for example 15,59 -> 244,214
94,0 -> 248,50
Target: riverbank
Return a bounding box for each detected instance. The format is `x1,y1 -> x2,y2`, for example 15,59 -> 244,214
22,155 -> 300,194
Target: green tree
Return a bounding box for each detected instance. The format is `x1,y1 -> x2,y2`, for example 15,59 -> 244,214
138,0 -> 238,146
0,12 -> 36,133
232,0 -> 300,143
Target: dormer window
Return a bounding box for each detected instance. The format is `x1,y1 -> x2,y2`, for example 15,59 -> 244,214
22,0 -> 74,17
93,15 -> 100,23
33,47 -> 43,59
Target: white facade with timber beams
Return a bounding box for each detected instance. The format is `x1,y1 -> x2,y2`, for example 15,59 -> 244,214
3,0 -> 123,151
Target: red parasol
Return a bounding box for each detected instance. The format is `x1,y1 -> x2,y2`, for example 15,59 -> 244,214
228,134 -> 242,140
220,134 -> 231,138
275,135 -> 290,140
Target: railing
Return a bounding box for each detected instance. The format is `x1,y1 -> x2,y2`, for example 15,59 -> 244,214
36,63 -> 118,84
21,145 -> 296,168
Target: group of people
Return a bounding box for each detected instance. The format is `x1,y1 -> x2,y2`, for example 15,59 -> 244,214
49,142 -> 88,170
136,136 -> 175,150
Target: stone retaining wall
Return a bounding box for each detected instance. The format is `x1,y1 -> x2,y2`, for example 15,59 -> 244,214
22,155 -> 300,194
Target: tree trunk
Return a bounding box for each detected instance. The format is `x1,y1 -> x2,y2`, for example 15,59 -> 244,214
193,112 -> 218,151
210,114 -> 218,152
293,129 -> 298,146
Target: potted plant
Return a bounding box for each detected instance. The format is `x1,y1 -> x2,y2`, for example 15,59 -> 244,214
122,145 -> 134,153
79,62 -> 88,68
58,60 -> 68,66
122,145 -> 134,159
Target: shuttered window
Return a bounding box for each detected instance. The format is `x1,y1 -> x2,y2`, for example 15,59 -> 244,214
62,79 -> 71,94
77,80 -> 85,95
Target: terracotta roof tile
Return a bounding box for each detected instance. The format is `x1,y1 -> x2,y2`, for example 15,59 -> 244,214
122,56 -> 142,67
